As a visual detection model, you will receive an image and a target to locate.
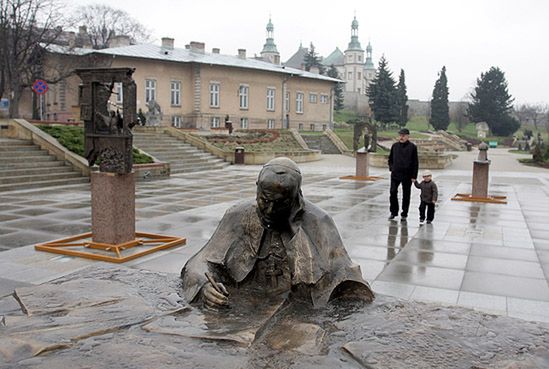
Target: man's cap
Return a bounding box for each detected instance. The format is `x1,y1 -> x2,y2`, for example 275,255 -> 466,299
398,128 -> 410,135
422,170 -> 432,177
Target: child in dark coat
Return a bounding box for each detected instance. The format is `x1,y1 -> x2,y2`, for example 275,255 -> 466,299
413,170 -> 438,224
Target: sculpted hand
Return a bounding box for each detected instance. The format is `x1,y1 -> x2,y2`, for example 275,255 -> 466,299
202,281 -> 229,308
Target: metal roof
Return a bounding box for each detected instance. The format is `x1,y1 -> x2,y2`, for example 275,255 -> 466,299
91,43 -> 340,83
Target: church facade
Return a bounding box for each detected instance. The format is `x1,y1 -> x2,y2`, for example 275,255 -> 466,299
285,16 -> 376,114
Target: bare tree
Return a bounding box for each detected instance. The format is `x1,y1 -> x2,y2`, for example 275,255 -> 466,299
74,4 -> 150,49
515,103 -> 548,130
0,0 -> 68,117
450,101 -> 470,132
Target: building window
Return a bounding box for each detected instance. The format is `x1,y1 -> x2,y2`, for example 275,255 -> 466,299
284,91 -> 290,113
211,116 -> 220,128
358,72 -> 362,80
266,88 -> 275,111
347,72 -> 352,80
348,55 -> 353,62
310,124 -> 315,131
267,119 -> 275,129
145,79 -> 156,103
320,94 -> 328,104
358,55 -> 362,62
114,82 -> 123,104
240,117 -> 249,129
296,92 -> 304,113
322,124 -> 327,131
298,123 -> 304,130
239,84 -> 249,109
309,93 -> 317,103
357,88 -> 361,94
172,115 -> 182,128
170,81 -> 181,106
209,82 -> 220,107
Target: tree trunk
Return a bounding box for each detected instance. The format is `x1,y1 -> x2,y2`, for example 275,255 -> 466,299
8,87 -> 21,118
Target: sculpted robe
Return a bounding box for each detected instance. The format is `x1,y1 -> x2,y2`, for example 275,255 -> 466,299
180,198 -> 374,307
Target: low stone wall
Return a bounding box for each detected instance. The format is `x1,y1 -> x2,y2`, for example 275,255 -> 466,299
1,119 -> 90,176
2,119 -> 169,179
167,127 -> 321,165
370,152 -> 456,169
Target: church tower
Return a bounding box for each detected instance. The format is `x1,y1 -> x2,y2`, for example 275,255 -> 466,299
260,17 -> 280,65
364,41 -> 376,88
344,16 -> 365,93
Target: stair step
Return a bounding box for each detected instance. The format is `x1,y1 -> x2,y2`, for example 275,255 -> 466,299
0,171 -> 82,185
0,165 -> 73,176
0,160 -> 66,169
0,145 -> 40,152
0,177 -> 89,192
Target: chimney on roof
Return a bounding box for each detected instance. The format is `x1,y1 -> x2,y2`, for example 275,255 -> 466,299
190,41 -> 205,54
108,35 -> 131,48
310,65 -> 320,74
185,44 -> 190,49
238,49 -> 246,59
212,48 -> 220,54
161,37 -> 174,50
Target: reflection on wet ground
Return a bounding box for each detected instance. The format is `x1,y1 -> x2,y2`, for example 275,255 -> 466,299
1,160 -> 549,322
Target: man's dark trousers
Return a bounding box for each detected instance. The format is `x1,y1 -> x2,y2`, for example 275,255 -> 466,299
390,177 -> 412,217
419,201 -> 435,222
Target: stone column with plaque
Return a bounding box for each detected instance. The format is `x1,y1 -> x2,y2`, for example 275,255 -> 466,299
35,68 -> 185,262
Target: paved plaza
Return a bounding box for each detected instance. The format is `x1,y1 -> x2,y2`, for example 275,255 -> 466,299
1,148 -> 549,323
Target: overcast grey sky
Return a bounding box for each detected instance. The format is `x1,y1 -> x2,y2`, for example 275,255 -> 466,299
70,0 -> 549,104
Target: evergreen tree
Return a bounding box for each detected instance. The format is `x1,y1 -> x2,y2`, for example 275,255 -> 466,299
467,66 -> 520,136
303,42 -> 325,74
327,64 -> 344,110
366,56 -> 399,124
396,69 -> 408,127
430,66 -> 450,131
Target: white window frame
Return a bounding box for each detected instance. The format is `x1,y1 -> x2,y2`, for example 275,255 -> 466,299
171,115 -> 182,128
320,94 -> 328,104
266,88 -> 276,111
170,80 -> 181,106
347,72 -> 352,80
239,84 -> 249,109
267,119 -> 275,129
309,93 -> 317,104
145,79 -> 156,103
296,92 -> 304,114
240,117 -> 249,129
211,116 -> 220,128
209,82 -> 220,107
284,91 -> 290,113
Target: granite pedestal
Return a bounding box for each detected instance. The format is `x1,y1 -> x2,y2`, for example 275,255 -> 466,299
355,151 -> 369,177
91,171 -> 135,244
472,160 -> 490,198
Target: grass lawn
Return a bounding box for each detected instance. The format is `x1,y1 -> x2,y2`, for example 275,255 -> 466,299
38,125 -> 154,164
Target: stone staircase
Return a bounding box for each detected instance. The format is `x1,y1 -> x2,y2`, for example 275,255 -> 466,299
132,131 -> 229,174
0,138 -> 88,192
300,134 -> 342,154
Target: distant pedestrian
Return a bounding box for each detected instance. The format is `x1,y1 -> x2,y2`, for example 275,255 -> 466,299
413,170 -> 438,225
388,128 -> 418,221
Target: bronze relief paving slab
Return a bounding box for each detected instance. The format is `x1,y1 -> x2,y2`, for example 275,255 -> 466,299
1,265 -> 549,369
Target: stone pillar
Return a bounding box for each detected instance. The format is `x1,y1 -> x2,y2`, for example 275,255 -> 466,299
91,171 -> 135,244
355,150 -> 369,177
471,161 -> 489,197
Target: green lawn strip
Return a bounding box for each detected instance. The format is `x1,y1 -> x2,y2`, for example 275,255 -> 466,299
38,125 -> 153,164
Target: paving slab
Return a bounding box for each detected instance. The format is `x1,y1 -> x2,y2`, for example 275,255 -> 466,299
0,150 -> 548,328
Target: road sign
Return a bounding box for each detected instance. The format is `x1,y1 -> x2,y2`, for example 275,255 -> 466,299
32,79 -> 49,95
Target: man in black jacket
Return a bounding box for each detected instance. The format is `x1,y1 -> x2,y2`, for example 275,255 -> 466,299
388,128 -> 418,221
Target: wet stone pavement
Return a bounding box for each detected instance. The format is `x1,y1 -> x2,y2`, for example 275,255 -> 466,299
1,150 -> 549,325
